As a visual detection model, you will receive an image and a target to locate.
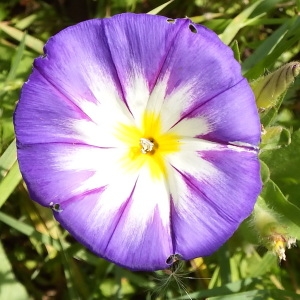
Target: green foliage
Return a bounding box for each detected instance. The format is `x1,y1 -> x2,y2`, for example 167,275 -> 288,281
1,0 -> 300,299
0,241 -> 28,299
261,130 -> 300,208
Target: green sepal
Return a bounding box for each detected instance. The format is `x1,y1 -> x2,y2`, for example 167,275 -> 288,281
260,126 -> 291,150
259,160 -> 270,184
258,180 -> 300,239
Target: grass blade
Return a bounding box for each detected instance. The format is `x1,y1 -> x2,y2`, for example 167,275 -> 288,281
0,161 -> 22,208
148,0 -> 173,15
0,22 -> 43,53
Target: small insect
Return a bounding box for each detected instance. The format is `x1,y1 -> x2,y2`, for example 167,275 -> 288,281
49,202 -> 63,212
166,254 -> 181,265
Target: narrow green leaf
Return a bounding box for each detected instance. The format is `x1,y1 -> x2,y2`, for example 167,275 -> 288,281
6,33 -> 27,82
0,211 -> 68,250
207,289 -> 300,300
0,210 -> 102,269
247,251 -> 276,277
0,139 -> 16,180
190,13 -> 224,24
173,278 -> 258,300
219,0 -> 264,45
244,17 -> 300,79
207,290 -> 263,300
242,19 -> 292,75
217,244 -> 231,285
15,14 -> 38,30
0,22 -> 43,53
0,34 -> 26,97
58,238 -> 81,300
208,266 -> 220,289
231,40 -> 241,63
147,0 -> 173,15
0,161 -> 22,208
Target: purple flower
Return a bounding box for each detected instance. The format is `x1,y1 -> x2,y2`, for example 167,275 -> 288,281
14,13 -> 261,271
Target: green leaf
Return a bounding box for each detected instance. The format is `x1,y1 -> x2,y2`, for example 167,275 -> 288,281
190,13 -> 224,24
260,126 -> 291,150
217,244 -> 231,285
243,17 -> 300,79
260,130 -> 300,183
6,33 -> 27,83
15,14 -> 38,30
260,130 -> 300,208
0,139 -> 16,180
231,40 -> 241,63
0,161 -> 22,208
247,252 -> 277,277
0,22 -> 43,53
0,210 -> 101,266
219,0 -> 264,45
258,180 -> 300,239
207,289 -> 300,300
242,19 -> 291,76
0,211 -> 66,250
147,0 -> 173,15
173,278 -> 259,300
59,238 -> 82,300
0,241 -> 29,300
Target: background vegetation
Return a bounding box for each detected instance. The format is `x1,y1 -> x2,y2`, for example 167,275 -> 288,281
0,0 -> 300,299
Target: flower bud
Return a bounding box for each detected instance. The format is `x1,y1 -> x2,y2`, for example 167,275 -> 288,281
251,62 -> 300,109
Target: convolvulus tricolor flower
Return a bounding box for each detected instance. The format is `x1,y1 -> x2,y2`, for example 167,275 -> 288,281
14,13 -> 261,270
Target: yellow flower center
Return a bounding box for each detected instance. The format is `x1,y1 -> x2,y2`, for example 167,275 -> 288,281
115,112 -> 180,179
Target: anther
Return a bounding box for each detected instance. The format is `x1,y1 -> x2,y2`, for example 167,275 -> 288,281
140,138 -> 155,154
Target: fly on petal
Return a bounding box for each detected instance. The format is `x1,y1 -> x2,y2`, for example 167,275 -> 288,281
14,13 -> 262,271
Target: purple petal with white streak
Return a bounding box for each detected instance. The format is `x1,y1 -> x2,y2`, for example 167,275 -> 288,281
167,145 -> 260,258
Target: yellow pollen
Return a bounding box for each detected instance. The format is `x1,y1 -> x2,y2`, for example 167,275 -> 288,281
115,112 -> 180,179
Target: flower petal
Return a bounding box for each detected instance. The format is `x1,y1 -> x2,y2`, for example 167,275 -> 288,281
100,14 -> 243,130
100,14 -> 185,126
184,79 -> 261,145
55,164 -> 173,270
167,144 -> 261,258
33,19 -> 127,122
15,71 -> 134,148
17,143 -> 126,206
166,79 -> 260,146
145,21 -> 244,132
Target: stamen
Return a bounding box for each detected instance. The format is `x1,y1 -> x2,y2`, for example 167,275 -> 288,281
140,138 -> 155,154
